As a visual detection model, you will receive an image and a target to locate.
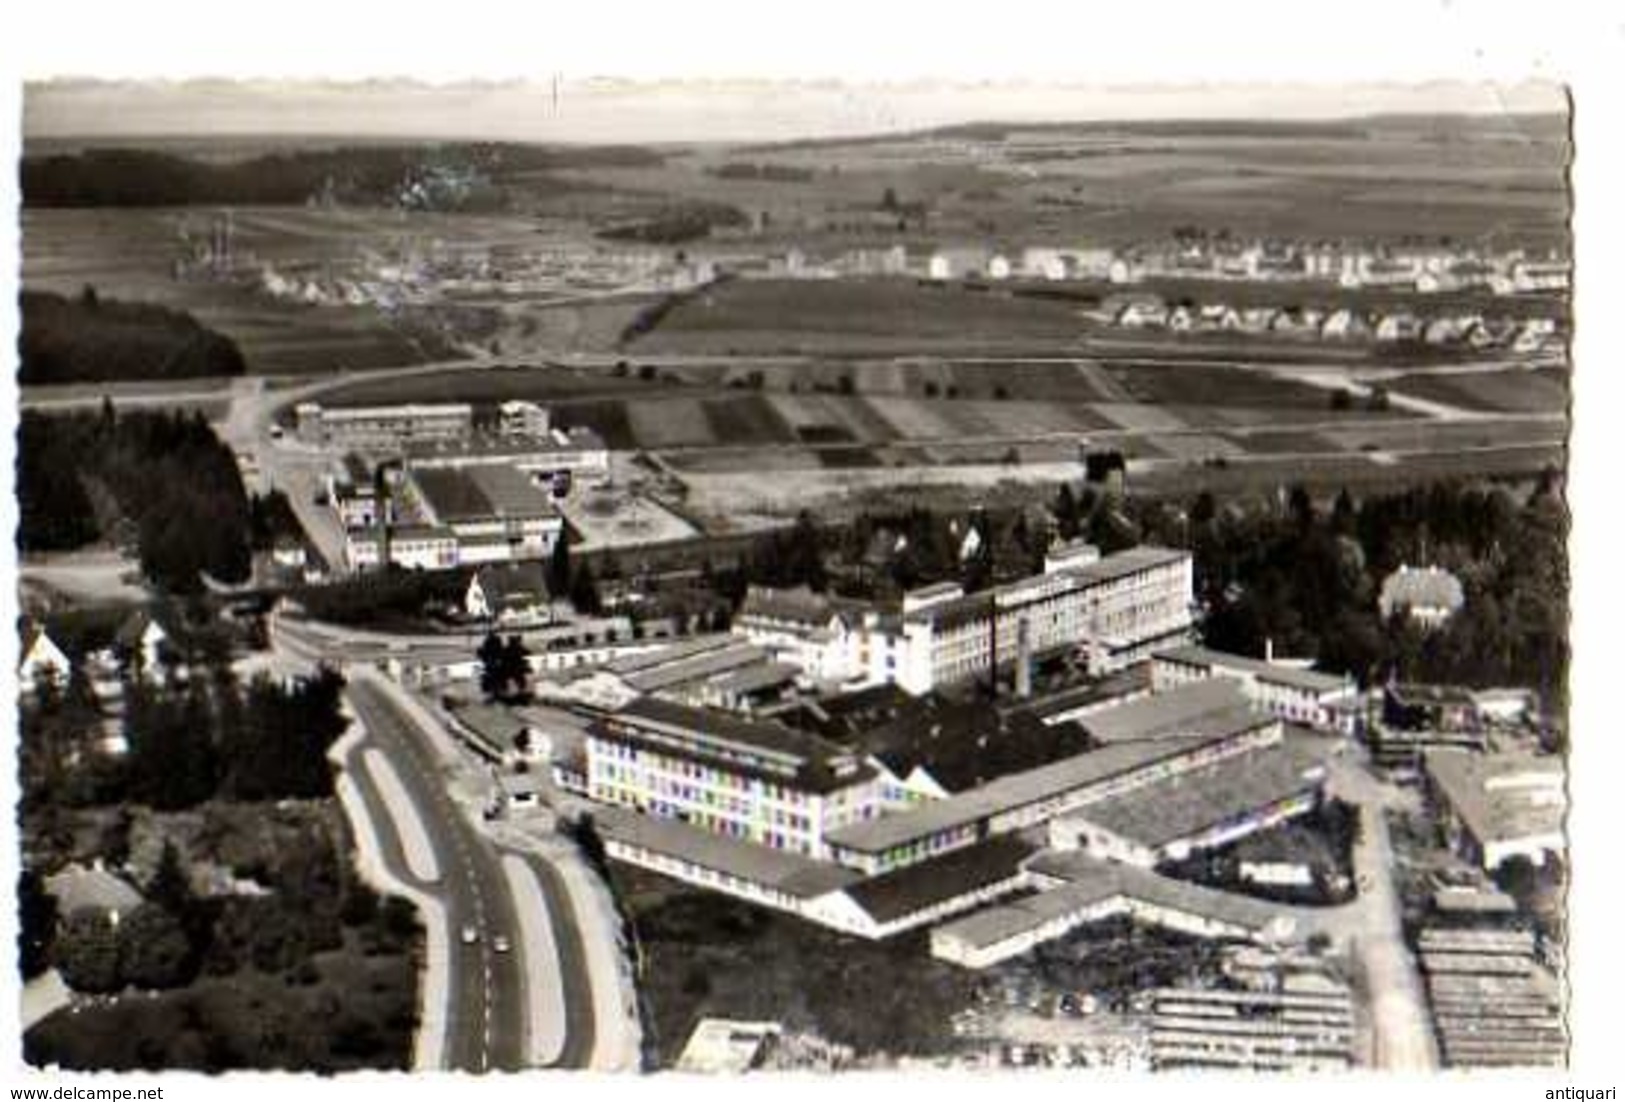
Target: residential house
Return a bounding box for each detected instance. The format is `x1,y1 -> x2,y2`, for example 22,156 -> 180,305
19,622 -> 71,696
1117,300 -> 1169,329
1238,307 -> 1280,334
1513,318 -> 1559,354
45,861 -> 145,928
1379,565 -> 1465,628
112,609 -> 173,680
927,247 -> 992,281
1320,308 -> 1369,340
465,562 -> 557,627
1021,247 -> 1069,281
1375,313 -> 1424,342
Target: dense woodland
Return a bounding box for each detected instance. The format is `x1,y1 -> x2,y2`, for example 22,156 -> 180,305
20,288 -> 247,386
18,408 -> 253,592
19,616 -> 419,1071
598,201 -> 750,245
21,142 -> 662,208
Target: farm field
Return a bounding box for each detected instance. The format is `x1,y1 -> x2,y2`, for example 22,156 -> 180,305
1318,416 -> 1565,455
22,208 -> 469,375
1384,367 -> 1570,414
563,115 -> 1568,251
311,363 -> 660,409
627,279 -> 1090,356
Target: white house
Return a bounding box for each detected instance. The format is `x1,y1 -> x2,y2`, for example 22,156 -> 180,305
1320,308 -> 1368,340
1117,300 -> 1169,329
1375,313 -> 1424,342
466,562 -> 557,626
109,609 -> 172,680
1379,565 -> 1465,628
19,623 -> 71,696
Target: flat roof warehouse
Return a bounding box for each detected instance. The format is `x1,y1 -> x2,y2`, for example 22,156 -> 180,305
825,702 -> 1274,854
411,465 -> 559,523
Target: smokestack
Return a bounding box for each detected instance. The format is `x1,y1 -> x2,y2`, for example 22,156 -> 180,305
1016,615 -> 1033,699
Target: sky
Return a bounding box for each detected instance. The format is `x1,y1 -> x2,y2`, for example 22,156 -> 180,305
22,78 -> 1568,144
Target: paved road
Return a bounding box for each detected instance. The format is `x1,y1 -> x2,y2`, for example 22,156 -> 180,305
1297,754 -> 1440,1071
344,678 -> 526,1072
340,672 -> 599,1070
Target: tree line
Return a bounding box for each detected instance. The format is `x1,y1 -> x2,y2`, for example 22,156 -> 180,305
20,288 -> 247,386
19,407 -> 253,592
21,142 -> 663,208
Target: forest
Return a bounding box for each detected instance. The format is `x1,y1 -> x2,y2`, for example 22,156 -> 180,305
18,407 -> 253,592
20,288 -> 247,385
21,141 -> 663,208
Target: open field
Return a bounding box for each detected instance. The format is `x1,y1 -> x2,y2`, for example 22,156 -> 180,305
1384,368 -> 1570,415
627,279 -> 1089,356
567,115 -> 1568,251
23,208 -> 467,374
22,207 -> 660,376
610,864 -> 981,1066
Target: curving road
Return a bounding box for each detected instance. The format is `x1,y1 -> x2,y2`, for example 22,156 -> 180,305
341,674 -> 598,1071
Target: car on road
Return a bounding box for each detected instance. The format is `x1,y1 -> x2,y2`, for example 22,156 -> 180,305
461,924 -> 480,945
492,935 -> 512,954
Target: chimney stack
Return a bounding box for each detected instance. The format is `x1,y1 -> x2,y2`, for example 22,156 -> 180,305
1016,615 -> 1033,699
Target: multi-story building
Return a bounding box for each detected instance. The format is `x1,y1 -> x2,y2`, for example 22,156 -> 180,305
405,427 -> 611,490
823,681 -> 1285,875
344,524 -> 460,572
1151,645 -> 1358,731
498,400 -> 551,439
294,401 -> 473,449
584,697 -> 881,859
733,543 -> 1195,697
886,544 -> 1194,695
400,465 -> 564,563
327,453 -> 383,529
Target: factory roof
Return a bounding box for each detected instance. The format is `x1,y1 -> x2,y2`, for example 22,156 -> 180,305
1423,749 -> 1567,848
405,426 -> 608,463
1066,737 -> 1328,849
935,852 -> 1290,951
900,545 -> 1189,630
590,803 -> 859,899
588,696 -> 874,795
1154,645 -> 1353,695
826,710 -> 1266,855
411,465 -> 558,525
319,402 -> 473,420
618,642 -> 773,695
854,696 -> 1091,793
1075,678 -> 1257,744
844,836 -> 1036,925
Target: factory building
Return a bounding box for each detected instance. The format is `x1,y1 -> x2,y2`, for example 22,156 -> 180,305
1151,645 -> 1358,732
733,543 -> 1195,696
294,401 -> 473,449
